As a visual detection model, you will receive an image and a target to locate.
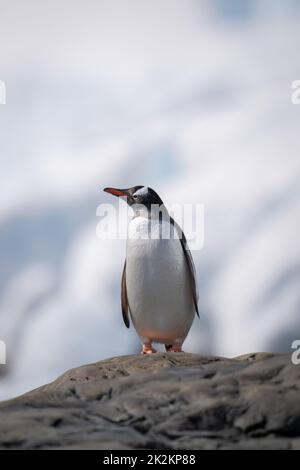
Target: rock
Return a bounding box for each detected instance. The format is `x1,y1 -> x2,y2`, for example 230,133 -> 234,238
0,352 -> 299,449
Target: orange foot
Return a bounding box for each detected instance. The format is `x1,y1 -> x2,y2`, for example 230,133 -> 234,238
165,344 -> 183,352
141,344 -> 157,354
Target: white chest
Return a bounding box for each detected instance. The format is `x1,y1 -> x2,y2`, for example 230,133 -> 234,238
125,216 -> 195,344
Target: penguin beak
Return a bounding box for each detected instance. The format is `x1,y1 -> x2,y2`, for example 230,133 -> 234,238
103,187 -> 129,197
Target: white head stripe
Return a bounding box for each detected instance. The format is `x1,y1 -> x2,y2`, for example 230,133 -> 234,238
133,187 -> 148,197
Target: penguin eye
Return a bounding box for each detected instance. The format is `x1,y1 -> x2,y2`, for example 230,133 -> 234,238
132,194 -> 138,200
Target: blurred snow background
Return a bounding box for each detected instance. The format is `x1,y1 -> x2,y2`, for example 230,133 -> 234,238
0,0 -> 300,400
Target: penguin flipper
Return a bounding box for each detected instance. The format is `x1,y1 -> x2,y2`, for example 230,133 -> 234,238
121,260 -> 130,328
170,217 -> 200,318
180,237 -> 199,318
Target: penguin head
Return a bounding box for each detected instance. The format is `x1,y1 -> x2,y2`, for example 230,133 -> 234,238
103,186 -> 164,210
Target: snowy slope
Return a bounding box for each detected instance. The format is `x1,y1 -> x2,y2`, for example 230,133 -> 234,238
0,0 -> 300,399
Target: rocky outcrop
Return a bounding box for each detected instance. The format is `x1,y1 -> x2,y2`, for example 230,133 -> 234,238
0,353 -> 299,449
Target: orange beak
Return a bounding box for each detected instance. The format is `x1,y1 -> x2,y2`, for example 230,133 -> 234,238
103,187 -> 128,197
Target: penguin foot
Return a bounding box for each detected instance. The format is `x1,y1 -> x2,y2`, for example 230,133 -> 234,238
141,344 -> 157,354
165,344 -> 183,353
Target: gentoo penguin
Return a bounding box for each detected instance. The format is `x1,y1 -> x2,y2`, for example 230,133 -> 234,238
103,186 -> 199,354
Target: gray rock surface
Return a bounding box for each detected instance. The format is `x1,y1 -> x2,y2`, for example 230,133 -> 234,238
0,353 -> 299,449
